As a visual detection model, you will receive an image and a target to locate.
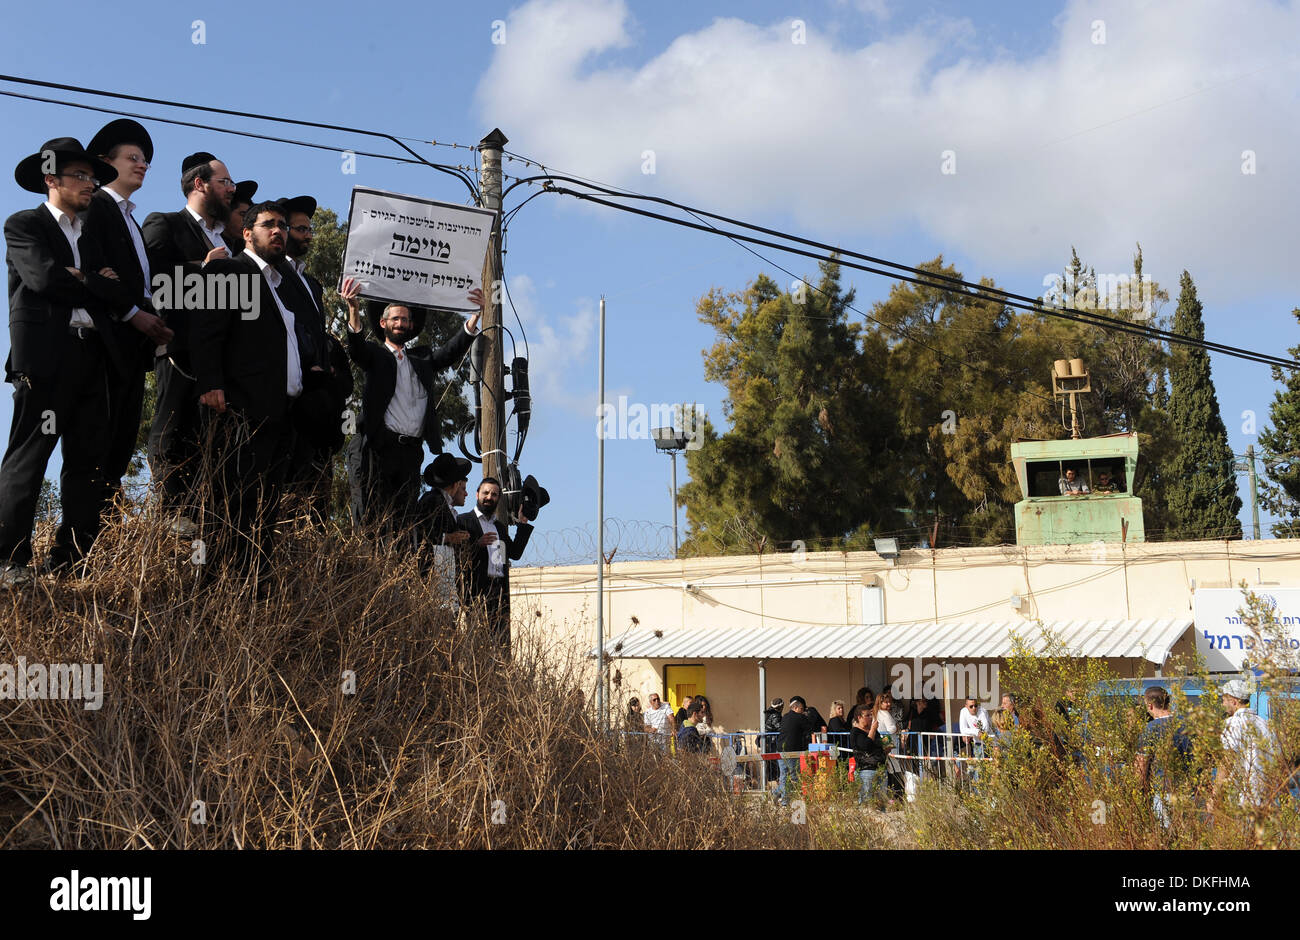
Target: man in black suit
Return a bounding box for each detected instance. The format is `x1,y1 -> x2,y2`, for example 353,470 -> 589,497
81,120 -> 175,502
0,138 -> 128,584
191,201 -> 305,578
457,477 -> 533,657
222,180 -> 257,255
415,452 -> 471,590
274,196 -> 350,525
142,151 -> 237,532
338,276 -> 481,535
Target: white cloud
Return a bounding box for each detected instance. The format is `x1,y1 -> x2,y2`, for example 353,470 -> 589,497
505,272 -> 598,418
478,0 -> 1300,296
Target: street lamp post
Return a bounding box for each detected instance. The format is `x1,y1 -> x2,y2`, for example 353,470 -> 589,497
652,427 -> 690,556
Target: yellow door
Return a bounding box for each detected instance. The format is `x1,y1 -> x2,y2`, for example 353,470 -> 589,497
665,665 -> 706,713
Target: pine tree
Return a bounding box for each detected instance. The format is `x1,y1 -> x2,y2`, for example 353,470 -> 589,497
1164,271 -> 1242,539
1257,308 -> 1300,536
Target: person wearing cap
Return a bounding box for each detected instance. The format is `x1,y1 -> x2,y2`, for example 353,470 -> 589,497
142,150 -> 239,535
0,137 -> 128,584
414,452 -> 472,592
223,180 -> 258,255
81,120 -> 175,503
1211,678 -> 1279,816
275,195 -> 350,525
338,275 -> 482,535
191,200 -> 309,579
457,476 -> 533,658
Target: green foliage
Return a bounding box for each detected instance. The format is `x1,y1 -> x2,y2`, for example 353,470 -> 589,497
1257,308 -> 1300,537
1164,271 -> 1242,539
682,246 -> 1192,551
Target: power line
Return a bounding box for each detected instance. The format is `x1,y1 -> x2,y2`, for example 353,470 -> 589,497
0,73 -> 480,199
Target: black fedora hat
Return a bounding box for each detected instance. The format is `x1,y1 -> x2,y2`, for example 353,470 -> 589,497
87,118 -> 154,164
365,298 -> 427,338
232,180 -> 259,205
14,137 -> 117,194
277,195 -> 317,218
424,453 -> 472,489
520,474 -> 550,521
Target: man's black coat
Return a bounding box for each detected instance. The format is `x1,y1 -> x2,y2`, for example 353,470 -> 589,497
4,204 -> 125,381
345,325 -> 476,449
190,252 -> 294,423
81,189 -> 154,374
141,208 -> 214,355
455,508 -> 533,602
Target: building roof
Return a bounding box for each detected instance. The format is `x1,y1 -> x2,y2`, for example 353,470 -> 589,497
597,617 -> 1193,665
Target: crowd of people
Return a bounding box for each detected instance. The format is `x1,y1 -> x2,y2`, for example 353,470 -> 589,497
625,680 -> 1289,819
0,123 -> 537,649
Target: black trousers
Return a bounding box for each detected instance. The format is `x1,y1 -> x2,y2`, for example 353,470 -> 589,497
197,408 -> 293,578
351,431 -> 423,534
105,361 -> 148,491
468,578 -> 511,658
147,355 -> 201,516
0,330 -> 112,568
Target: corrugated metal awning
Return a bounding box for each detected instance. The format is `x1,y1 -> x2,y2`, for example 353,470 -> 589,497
596,618 -> 1193,665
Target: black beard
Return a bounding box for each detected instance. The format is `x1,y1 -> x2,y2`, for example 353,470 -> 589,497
477,498 -> 498,516
286,236 -> 308,258
203,190 -> 230,223
383,327 -> 413,346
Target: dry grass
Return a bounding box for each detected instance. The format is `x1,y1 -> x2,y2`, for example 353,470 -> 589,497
0,502 -> 809,850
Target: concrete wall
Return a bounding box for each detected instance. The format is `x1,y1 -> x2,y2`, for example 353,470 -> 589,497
511,539 -> 1300,732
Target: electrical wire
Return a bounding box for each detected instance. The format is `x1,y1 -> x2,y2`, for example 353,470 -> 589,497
0,73 -> 480,198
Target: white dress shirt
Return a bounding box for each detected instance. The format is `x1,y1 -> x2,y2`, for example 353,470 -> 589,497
474,506 -> 505,577
242,249 -> 302,399
44,202 -> 94,329
104,186 -> 149,321
382,340 -> 428,437
959,706 -> 990,737
186,205 -> 226,255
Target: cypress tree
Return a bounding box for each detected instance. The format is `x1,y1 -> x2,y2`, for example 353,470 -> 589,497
1165,272 -> 1242,539
1257,308 -> 1300,536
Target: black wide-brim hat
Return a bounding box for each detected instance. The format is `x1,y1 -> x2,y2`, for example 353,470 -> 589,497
521,474 -> 550,521
277,195 -> 317,218
87,118 -> 154,164
365,299 -> 427,338
233,180 -> 259,205
14,137 -> 118,194
424,453 -> 472,488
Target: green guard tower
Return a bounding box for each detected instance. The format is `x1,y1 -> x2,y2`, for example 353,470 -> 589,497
1010,358 -> 1145,545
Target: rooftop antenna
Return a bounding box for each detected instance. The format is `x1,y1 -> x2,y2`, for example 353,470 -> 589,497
1052,358 -> 1090,440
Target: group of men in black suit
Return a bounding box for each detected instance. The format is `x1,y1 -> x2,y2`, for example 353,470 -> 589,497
0,120 -> 539,647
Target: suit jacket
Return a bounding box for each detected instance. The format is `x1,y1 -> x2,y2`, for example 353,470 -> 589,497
275,260 -> 327,373
4,204 -> 125,381
456,508 -> 532,602
141,208 -> 218,355
80,189 -> 155,374
345,325 -> 476,449
191,252 -> 301,424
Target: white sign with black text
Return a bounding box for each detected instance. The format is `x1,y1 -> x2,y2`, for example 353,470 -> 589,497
341,186 -> 495,312
1192,587 -> 1300,671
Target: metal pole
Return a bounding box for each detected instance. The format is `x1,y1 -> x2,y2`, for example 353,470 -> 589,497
670,450 -> 679,556
596,296 -> 606,730
757,658 -> 767,792
477,129 -> 508,520
1247,444 -> 1261,540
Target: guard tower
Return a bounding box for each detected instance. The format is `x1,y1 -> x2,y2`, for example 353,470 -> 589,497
1010,358 -> 1145,545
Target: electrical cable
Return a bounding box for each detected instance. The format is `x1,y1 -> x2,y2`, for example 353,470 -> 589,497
0,73 -> 480,198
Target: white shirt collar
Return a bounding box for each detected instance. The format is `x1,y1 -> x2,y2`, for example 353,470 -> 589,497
104,186 -> 133,213
186,204 -> 225,235
44,200 -> 80,232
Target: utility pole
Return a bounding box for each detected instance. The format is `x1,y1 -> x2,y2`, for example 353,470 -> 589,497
596,296 -> 606,730
478,128 -> 508,522
1246,444 -> 1260,540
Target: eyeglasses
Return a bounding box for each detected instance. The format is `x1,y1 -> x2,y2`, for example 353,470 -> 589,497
288,225 -> 313,235
57,171 -> 100,187
253,220 -> 288,231
121,153 -> 149,168
211,177 -> 236,188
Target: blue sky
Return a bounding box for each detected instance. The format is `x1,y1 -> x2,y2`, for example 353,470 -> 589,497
2,0 -> 1297,561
